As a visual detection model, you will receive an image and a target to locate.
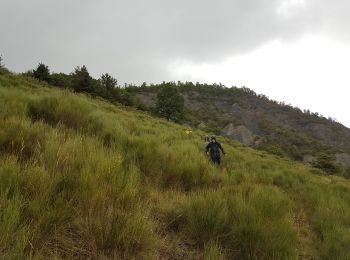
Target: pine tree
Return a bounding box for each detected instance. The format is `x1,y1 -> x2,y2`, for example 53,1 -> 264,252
155,84 -> 184,122
71,65 -> 94,93
100,73 -> 117,90
33,63 -> 51,83
0,55 -> 3,68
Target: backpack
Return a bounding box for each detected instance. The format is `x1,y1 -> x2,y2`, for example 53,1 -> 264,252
210,143 -> 221,157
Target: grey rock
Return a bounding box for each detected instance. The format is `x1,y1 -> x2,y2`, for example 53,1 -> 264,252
303,154 -> 316,163
222,123 -> 255,145
335,153 -> 350,168
135,93 -> 156,108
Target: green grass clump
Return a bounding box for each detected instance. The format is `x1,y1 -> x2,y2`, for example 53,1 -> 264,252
1,73 -> 350,259
0,117 -> 46,160
181,186 -> 297,259
203,243 -> 225,260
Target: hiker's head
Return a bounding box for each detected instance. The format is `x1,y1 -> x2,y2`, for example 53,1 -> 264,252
211,136 -> 216,142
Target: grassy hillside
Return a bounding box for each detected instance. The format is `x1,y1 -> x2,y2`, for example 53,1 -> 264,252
132,83 -> 350,177
1,73 -> 350,259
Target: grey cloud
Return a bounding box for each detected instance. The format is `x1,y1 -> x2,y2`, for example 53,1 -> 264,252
0,0 -> 348,83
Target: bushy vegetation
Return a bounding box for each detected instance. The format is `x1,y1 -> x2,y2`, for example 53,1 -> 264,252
0,55 -> 4,69
1,73 -> 350,259
0,55 -> 10,76
23,63 -> 134,106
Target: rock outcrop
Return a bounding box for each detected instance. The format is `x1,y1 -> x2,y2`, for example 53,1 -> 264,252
336,153 -> 350,168
222,123 -> 255,146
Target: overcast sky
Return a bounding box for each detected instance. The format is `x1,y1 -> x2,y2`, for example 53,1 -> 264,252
1,0 -> 349,127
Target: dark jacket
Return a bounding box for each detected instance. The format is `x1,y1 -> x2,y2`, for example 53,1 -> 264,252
206,142 -> 225,158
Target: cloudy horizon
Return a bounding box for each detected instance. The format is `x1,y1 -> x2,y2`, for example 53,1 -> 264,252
1,0 -> 350,127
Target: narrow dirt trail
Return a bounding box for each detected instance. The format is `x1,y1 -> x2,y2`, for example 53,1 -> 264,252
292,209 -> 319,260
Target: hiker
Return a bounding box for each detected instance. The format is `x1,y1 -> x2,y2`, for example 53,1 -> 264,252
184,128 -> 192,135
204,135 -> 210,145
206,136 -> 225,165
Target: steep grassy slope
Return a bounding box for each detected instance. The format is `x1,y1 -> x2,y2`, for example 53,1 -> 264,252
132,83 -> 350,177
1,74 -> 350,259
